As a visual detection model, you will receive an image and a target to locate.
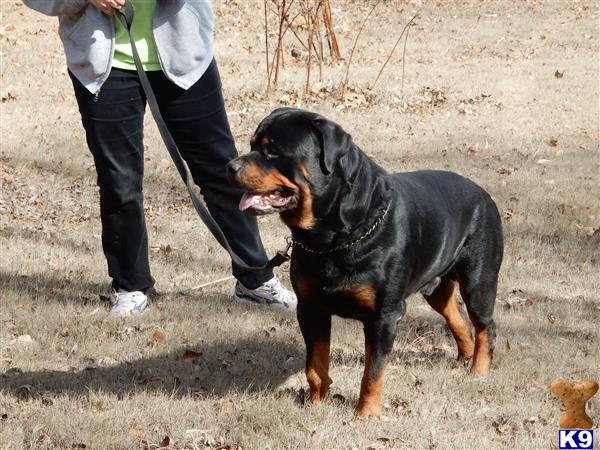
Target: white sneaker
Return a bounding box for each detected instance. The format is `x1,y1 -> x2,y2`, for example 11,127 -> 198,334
234,276 -> 297,311
110,290 -> 149,317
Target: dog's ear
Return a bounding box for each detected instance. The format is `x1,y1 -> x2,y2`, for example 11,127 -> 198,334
312,117 -> 352,174
251,108 -> 297,145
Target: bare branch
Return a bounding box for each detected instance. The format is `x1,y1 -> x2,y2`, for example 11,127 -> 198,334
338,0 -> 383,99
321,0 -> 341,60
369,14 -> 417,93
264,0 -> 271,90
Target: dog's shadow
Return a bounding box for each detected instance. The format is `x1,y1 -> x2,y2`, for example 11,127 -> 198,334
1,337 -> 305,400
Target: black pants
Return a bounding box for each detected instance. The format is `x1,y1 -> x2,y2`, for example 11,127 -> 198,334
70,60 -> 273,291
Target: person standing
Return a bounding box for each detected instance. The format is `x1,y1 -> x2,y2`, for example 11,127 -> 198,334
23,0 -> 297,316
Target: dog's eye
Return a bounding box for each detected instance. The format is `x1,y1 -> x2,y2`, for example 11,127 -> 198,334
265,152 -> 279,161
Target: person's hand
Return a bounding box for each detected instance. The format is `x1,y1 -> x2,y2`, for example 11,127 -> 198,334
90,0 -> 125,16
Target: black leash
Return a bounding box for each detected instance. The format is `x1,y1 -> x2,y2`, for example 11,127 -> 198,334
115,3 -> 289,271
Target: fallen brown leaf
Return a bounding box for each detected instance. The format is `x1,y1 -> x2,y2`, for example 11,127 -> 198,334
147,330 -> 166,347
391,397 -> 412,415
505,294 -> 528,309
1,92 -> 18,102
159,435 -> 170,448
503,209 -> 514,221
332,393 -> 346,404
492,416 -> 518,435
175,349 -> 203,363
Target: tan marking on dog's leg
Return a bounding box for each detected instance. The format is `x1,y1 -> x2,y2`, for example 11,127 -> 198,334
470,326 -> 491,374
425,280 -> 474,360
306,337 -> 332,404
356,342 -> 385,417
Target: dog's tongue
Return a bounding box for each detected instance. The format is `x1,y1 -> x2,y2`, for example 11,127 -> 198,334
239,192 -> 261,211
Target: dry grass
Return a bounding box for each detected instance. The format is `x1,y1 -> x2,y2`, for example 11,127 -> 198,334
1,1 -> 599,449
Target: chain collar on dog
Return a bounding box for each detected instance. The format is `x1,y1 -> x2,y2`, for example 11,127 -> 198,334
288,200 -> 392,255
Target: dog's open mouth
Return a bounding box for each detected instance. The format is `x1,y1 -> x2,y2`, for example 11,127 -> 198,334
239,188 -> 298,215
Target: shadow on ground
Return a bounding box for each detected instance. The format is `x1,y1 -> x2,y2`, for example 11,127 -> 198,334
0,336 -> 304,400
0,270 -> 107,306
3,268 -> 597,403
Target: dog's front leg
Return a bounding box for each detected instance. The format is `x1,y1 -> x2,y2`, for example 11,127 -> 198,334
298,301 -> 332,404
357,317 -> 398,418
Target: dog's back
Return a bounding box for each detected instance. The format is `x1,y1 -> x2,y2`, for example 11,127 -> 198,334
388,169 -> 503,294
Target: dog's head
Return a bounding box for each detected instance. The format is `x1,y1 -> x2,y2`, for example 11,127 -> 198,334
227,108 -> 355,230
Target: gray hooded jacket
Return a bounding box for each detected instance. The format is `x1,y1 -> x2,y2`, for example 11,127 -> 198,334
23,0 -> 214,94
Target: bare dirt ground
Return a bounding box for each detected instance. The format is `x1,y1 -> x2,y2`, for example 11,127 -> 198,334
1,1 -> 599,449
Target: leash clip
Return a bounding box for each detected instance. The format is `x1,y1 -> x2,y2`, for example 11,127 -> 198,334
284,235 -> 294,251
266,236 -> 293,268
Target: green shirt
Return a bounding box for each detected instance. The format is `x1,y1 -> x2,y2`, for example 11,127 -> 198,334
113,0 -> 161,71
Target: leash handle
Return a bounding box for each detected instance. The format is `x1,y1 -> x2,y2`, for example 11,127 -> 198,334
115,3 -> 287,272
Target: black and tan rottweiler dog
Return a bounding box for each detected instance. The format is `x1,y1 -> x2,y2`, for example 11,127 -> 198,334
227,108 -> 503,417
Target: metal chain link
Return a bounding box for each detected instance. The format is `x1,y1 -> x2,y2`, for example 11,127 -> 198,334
290,200 -> 392,255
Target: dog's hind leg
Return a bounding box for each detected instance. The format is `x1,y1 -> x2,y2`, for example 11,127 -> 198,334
455,233 -> 502,374
424,277 -> 474,360
458,276 -> 498,375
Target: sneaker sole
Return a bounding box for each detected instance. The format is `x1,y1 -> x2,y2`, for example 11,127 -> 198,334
110,299 -> 149,317
234,292 -> 295,311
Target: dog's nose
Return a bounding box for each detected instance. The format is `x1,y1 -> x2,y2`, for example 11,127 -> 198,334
226,160 -> 244,184
227,160 -> 243,176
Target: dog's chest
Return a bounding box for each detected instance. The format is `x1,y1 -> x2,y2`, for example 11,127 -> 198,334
292,259 -> 378,318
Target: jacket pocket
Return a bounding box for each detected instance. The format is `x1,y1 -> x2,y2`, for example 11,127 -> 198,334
153,3 -> 213,77
59,6 -> 111,80
62,9 -> 93,66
